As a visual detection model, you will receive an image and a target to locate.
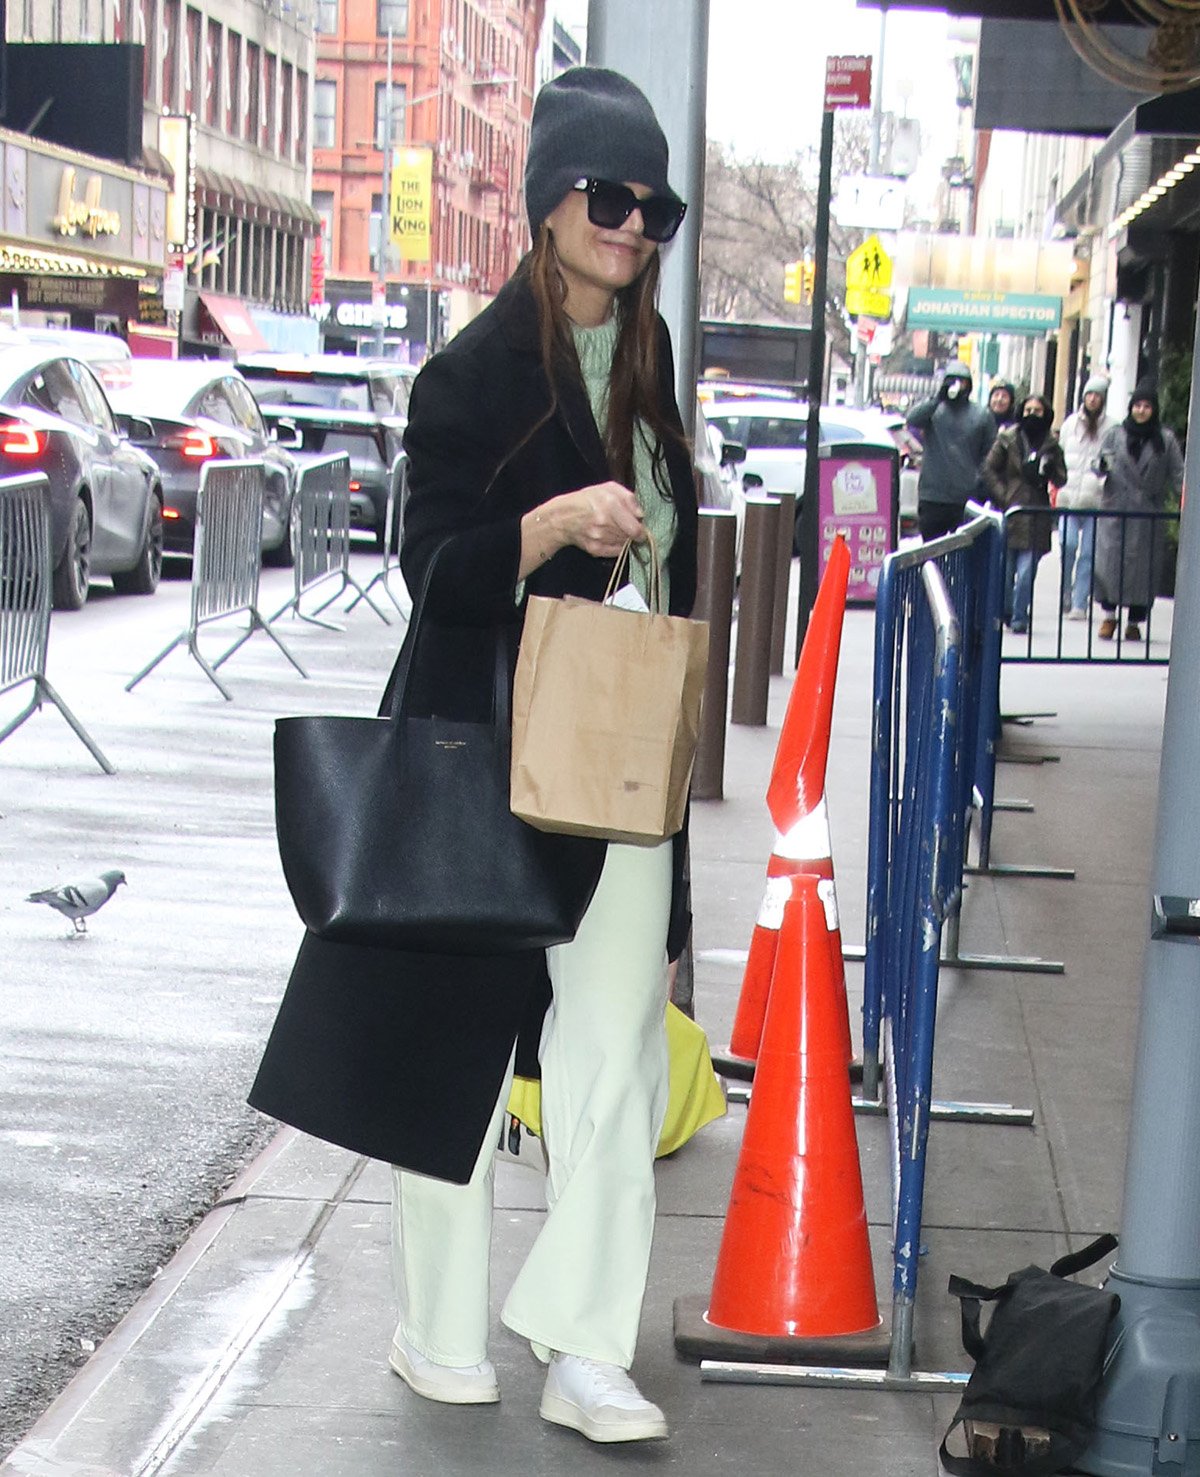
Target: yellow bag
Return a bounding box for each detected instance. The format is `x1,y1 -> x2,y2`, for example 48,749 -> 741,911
505,1002 -> 726,1159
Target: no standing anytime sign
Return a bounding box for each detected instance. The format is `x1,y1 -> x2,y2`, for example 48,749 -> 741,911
824,55 -> 872,110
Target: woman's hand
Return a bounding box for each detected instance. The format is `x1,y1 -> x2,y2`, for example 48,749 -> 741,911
554,482 -> 645,557
519,482 -> 644,578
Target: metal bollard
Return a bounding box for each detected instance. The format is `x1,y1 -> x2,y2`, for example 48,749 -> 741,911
769,491 -> 797,675
732,496 -> 781,727
692,509 -> 737,800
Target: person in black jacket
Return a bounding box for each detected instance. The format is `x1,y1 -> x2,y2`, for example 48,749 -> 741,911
905,362 -> 997,539
251,67 -> 694,1446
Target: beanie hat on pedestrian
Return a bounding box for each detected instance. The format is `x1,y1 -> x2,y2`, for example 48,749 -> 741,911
1083,374 -> 1110,398
1130,379 -> 1159,414
524,66 -> 682,236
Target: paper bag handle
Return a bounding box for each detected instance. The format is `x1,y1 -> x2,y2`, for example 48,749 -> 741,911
604,529 -> 663,613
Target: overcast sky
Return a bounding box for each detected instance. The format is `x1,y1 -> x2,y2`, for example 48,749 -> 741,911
550,1 -> 968,203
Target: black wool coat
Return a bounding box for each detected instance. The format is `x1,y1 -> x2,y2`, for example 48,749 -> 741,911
249,268 -> 699,1185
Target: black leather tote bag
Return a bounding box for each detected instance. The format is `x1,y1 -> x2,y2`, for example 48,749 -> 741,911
273,547 -> 601,954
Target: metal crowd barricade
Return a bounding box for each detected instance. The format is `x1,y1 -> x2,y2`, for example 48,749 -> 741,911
1001,505 -> 1178,666
0,473 -> 113,772
350,452 -> 410,619
126,460 -> 306,702
270,453 -> 389,629
860,525 -> 1036,1112
844,515 -> 1064,982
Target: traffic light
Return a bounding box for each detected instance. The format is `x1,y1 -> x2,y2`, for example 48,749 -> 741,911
783,260 -> 802,304
801,258 -> 816,304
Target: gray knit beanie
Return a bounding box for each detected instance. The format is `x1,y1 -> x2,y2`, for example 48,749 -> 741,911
1083,374 -> 1110,397
524,66 -> 682,235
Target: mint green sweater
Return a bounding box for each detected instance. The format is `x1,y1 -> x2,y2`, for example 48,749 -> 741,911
572,317 -> 677,608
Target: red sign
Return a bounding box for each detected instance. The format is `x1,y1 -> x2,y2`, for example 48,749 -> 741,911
824,55 -> 872,110
309,241 -> 326,306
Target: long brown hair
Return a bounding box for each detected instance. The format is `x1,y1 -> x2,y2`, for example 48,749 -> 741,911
512,224 -> 690,497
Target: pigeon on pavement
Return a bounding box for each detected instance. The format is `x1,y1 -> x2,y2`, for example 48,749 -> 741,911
26,871 -> 127,933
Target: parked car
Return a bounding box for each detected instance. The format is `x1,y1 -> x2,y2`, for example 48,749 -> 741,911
0,345 -> 163,609
693,395 -> 746,573
702,399 -> 901,502
0,327 -> 134,393
235,354 -> 415,547
106,360 -> 299,563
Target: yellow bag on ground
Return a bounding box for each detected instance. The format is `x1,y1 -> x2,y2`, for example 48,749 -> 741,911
505,1002 -> 726,1159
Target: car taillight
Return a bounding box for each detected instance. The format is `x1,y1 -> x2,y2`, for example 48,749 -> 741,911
163,507 -> 182,520
168,428 -> 218,459
0,421 -> 46,456
349,480 -> 361,491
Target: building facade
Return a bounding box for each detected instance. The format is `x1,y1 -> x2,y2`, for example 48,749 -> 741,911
10,0 -> 320,353
311,0 -> 545,359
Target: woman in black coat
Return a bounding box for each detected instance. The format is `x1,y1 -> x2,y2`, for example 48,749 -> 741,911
250,67 -> 696,1445
983,393 -> 1067,634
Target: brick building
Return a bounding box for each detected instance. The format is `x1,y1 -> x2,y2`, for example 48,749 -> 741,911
8,0 -> 321,353
311,0 -> 545,358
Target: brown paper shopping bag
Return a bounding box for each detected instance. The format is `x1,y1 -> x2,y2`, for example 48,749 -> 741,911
511,541 -> 709,844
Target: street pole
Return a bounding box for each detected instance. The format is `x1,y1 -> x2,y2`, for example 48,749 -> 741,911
1076,295 -> 1200,1473
586,0 -> 709,411
795,106 -> 834,655
854,3 -> 886,409
374,26 -> 394,357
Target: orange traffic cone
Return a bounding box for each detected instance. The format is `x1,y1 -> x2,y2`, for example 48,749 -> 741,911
710,878 -> 879,1337
673,879 -> 887,1364
724,537 -> 852,1069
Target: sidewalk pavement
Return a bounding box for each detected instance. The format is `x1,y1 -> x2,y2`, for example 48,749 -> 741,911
0,561 -> 1170,1477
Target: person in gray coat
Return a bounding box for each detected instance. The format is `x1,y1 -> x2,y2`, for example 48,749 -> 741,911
905,362 -> 997,540
1093,382 -> 1183,641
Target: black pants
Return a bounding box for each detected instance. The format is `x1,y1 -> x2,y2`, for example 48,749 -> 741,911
1100,601 -> 1148,622
918,500 -> 968,542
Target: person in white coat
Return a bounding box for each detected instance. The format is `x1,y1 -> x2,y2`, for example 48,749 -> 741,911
1057,375 -> 1113,619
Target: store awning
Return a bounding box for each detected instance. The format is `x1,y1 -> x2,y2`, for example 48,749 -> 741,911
199,293 -> 268,353
195,167 -> 322,236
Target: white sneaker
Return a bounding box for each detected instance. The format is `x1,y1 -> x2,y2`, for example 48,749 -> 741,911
1068,607 -> 1088,622
539,1353 -> 668,1443
388,1329 -> 499,1405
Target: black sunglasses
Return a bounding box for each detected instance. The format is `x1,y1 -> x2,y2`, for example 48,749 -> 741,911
572,178 -> 687,243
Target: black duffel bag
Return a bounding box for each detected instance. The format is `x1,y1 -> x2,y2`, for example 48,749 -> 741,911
940,1233 -> 1120,1476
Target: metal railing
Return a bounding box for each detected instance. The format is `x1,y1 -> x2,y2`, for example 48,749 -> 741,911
271,454 -> 390,628
0,473 -> 113,772
126,460 -> 307,701
349,452 -> 410,620
1001,505 -> 1178,666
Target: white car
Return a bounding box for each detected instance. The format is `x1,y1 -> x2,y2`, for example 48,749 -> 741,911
693,396 -> 746,573
703,398 -> 902,501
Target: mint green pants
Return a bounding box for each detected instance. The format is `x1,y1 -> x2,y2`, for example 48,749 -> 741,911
391,838 -> 673,1370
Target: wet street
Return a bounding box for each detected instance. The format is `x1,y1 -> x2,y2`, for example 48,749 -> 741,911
0,554 -> 405,1453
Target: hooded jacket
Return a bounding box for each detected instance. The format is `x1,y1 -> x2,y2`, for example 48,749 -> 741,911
905,366 -> 997,506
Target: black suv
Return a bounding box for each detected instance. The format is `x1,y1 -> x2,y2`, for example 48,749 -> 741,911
235,354 -> 415,547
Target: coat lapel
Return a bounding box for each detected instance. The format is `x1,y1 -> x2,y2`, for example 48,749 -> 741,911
493,269 -> 609,483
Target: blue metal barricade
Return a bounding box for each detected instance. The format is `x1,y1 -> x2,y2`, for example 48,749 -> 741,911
126,461 -> 307,701
0,473 -> 113,771
271,454 -> 390,629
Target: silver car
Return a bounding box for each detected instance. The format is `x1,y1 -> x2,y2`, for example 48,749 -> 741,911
0,346 -> 162,609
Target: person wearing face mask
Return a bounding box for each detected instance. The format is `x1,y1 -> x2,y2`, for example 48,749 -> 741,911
983,394 -> 1068,634
905,361 -> 997,540
1092,382 -> 1183,641
988,380 -> 1018,432
1057,375 -> 1113,620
